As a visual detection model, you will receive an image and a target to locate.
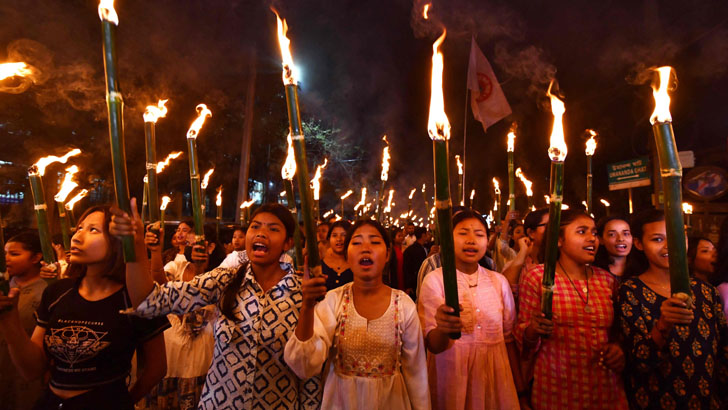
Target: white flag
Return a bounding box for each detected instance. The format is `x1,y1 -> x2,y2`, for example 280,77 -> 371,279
467,37 -> 511,132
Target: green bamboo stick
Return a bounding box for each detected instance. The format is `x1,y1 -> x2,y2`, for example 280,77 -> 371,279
433,140 -> 460,339
508,151 -> 516,212
100,6 -> 135,262
186,135 -> 206,246
56,202 -> 71,251
540,161 -> 564,320
144,121 -> 160,223
652,121 -> 691,304
284,179 -> 303,270
586,154 -> 593,214
27,171 -> 57,268
141,177 -> 149,224
285,84 -> 321,273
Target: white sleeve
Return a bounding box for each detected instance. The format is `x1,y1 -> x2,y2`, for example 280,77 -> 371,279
400,297 -> 432,410
284,289 -> 340,379
218,251 -> 240,269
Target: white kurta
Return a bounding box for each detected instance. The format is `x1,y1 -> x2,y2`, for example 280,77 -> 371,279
284,283 -> 431,410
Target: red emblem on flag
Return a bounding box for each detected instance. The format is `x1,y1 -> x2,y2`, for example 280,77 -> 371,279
475,72 -> 493,102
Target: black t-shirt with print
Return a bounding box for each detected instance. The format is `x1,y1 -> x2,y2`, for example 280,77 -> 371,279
35,278 -> 169,390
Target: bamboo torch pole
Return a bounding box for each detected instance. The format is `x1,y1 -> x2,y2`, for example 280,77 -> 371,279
185,104 -> 213,247
378,137 -> 390,222
649,66 -> 692,306
282,134 -> 304,270
160,196 -> 171,249
99,0 -> 135,261
455,155 -> 464,206
541,81 -> 568,320
143,99 -> 168,234
428,30 -> 460,339
54,165 -> 79,251
585,130 -> 597,215
273,10 -> 321,274
507,126 -> 516,211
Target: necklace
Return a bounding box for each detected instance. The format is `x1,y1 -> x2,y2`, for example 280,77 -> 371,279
558,261 -> 591,313
464,273 -> 478,288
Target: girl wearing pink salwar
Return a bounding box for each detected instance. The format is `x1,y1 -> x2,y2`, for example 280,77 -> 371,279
418,209 -> 524,410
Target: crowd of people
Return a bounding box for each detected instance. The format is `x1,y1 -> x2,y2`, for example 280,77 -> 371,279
0,198 -> 727,409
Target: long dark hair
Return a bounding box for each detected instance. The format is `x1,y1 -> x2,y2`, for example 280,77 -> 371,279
220,203 -> 295,321
7,230 -> 43,256
593,215 -> 630,271
535,209 -> 593,263
623,209 -> 665,279
65,205 -> 126,284
326,220 -> 352,241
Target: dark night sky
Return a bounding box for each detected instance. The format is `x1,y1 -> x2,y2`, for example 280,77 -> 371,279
1,0 -> 727,220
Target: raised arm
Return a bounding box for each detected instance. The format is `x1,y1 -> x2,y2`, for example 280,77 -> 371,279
109,198 -> 155,307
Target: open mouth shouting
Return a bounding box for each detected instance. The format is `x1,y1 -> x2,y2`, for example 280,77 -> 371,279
251,241 -> 269,257
358,256 -> 375,269
462,247 -> 480,258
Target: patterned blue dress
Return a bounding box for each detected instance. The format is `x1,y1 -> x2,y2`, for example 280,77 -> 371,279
133,264 -> 321,410
618,277 -> 728,409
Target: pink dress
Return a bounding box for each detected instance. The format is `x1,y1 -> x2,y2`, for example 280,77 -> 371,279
418,266 -> 519,410
515,265 -> 628,410
718,283 -> 728,320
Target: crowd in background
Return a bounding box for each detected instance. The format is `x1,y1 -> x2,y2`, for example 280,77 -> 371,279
1,200 -> 727,409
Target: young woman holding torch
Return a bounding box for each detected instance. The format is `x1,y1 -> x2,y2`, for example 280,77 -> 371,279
515,209 -> 628,409
418,209 -> 524,409
110,202 -> 321,409
0,206 -> 169,410
618,209 -> 728,409
284,219 -> 430,409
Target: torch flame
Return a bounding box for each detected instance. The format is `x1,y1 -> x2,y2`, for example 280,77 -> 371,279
341,190 -> 353,200
427,30 -> 451,141
240,200 -> 255,209
216,187 -> 222,207
32,148 -> 81,176
281,133 -> 297,180
423,3 -> 431,19
201,168 -> 215,189
65,189 -> 89,211
409,188 -> 417,200
380,136 -> 390,181
545,194 -> 550,204
585,129 -> 597,156
515,168 -> 533,196
507,125 -> 516,153
547,80 -> 567,162
422,183 -> 426,193
160,196 -> 171,211
455,155 -> 463,175
0,62 -> 33,81
354,187 -> 367,211
470,189 -> 476,201
54,165 -> 80,202
600,199 -> 610,207
651,66 -> 674,124
156,151 -> 183,173
492,178 -> 501,195
143,99 -> 168,123
561,204 -> 570,210
98,0 -> 119,25
682,202 -> 693,215
384,189 -> 395,213
310,158 -> 328,200
186,104 -> 212,139
272,8 -> 298,85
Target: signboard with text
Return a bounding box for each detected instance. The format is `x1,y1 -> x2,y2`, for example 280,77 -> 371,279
608,157 -> 651,191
